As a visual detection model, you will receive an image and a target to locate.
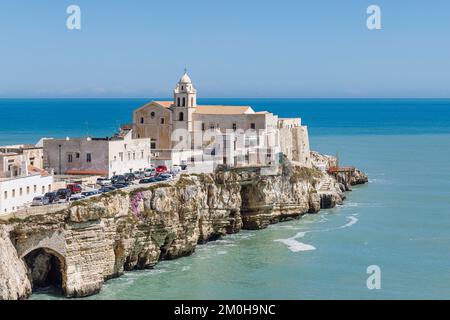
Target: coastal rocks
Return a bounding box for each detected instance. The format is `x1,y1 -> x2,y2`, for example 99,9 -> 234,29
0,226 -> 32,300
0,157 -> 368,300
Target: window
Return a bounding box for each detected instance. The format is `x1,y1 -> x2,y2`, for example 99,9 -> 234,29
181,85 -> 184,91
151,139 -> 156,149
86,153 -> 92,163
141,150 -> 144,159
26,186 -> 30,195
128,153 -> 131,161
34,185 -> 37,193
42,186 -> 45,194
201,123 -> 205,131
12,189 -> 15,198
232,123 -> 237,131
140,117 -> 144,124
210,123 -> 215,130
19,188 -> 23,196
179,112 -> 184,121
48,184 -> 51,192
179,136 -> 183,142
251,123 -> 256,129
4,191 -> 7,199
119,152 -> 123,161
177,98 -> 181,106
133,152 -> 136,160
151,112 -> 155,119
161,118 -> 165,125
68,154 -> 73,163
182,97 -> 186,107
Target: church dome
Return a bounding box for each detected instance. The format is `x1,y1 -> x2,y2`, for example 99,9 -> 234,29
179,72 -> 192,84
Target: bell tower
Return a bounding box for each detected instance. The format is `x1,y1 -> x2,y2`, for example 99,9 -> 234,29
172,70 -> 197,147
173,70 -> 197,131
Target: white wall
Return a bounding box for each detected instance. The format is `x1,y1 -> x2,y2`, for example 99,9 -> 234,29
0,174 -> 54,215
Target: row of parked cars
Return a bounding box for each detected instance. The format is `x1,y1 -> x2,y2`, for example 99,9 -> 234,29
30,165 -> 183,206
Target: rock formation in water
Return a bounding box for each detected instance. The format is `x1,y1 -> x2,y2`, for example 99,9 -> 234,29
0,155 -> 367,300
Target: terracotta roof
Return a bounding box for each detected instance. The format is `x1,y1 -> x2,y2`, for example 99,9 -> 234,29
194,105 -> 254,115
65,170 -> 108,176
28,165 -> 49,176
154,101 -> 174,108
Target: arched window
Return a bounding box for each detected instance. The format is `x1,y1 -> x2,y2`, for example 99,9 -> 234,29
150,112 -> 155,119
177,97 -> 181,107
140,117 -> 144,124
179,112 -> 184,121
182,97 -> 186,107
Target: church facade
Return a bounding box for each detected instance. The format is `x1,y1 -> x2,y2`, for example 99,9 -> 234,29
132,71 -> 311,171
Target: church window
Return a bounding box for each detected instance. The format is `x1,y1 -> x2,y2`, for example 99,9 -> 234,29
177,98 -> 181,106
182,97 -> 186,107
150,112 -> 155,119
140,117 -> 144,124
181,86 -> 184,91
179,112 -> 184,121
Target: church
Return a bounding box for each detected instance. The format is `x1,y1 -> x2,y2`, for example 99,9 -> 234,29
132,71 -> 311,171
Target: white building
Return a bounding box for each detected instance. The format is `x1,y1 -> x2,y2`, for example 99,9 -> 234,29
0,170 -> 54,215
43,128 -> 151,178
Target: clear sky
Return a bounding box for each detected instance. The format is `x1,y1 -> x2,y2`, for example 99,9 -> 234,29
0,0 -> 449,98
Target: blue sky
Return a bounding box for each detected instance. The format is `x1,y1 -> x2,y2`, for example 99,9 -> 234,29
0,0 -> 449,98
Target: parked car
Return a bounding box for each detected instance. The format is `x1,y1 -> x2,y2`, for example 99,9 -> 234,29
170,165 -> 182,175
56,188 -> 72,200
96,177 -> 112,186
124,173 -> 135,182
144,168 -> 156,177
159,173 -> 173,180
44,192 -> 59,204
70,194 -> 86,201
67,183 -> 82,194
156,165 -> 168,173
111,175 -> 127,184
133,171 -> 145,179
81,190 -> 99,197
112,183 -> 128,189
139,178 -> 158,184
31,196 -> 49,206
99,186 -> 116,193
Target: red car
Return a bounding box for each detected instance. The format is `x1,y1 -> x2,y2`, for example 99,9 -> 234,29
67,184 -> 82,194
156,165 -> 167,173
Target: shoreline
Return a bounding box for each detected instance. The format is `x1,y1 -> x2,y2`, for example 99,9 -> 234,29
0,156 -> 368,300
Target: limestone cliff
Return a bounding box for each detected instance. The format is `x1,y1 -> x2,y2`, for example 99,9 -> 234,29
0,158 -> 367,300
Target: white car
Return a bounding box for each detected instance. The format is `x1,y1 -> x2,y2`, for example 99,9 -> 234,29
170,165 -> 182,175
31,196 -> 49,206
144,168 -> 156,177
96,178 -> 112,186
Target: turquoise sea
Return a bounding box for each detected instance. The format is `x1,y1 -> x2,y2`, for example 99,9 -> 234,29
2,99 -> 450,300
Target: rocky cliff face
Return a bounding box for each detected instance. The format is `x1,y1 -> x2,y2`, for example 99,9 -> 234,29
0,158 -> 367,300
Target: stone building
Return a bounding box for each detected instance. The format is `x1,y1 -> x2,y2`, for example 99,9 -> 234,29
43,128 -> 151,178
133,71 -> 311,170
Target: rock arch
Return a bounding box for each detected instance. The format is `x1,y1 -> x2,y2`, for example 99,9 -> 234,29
23,247 -> 67,296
